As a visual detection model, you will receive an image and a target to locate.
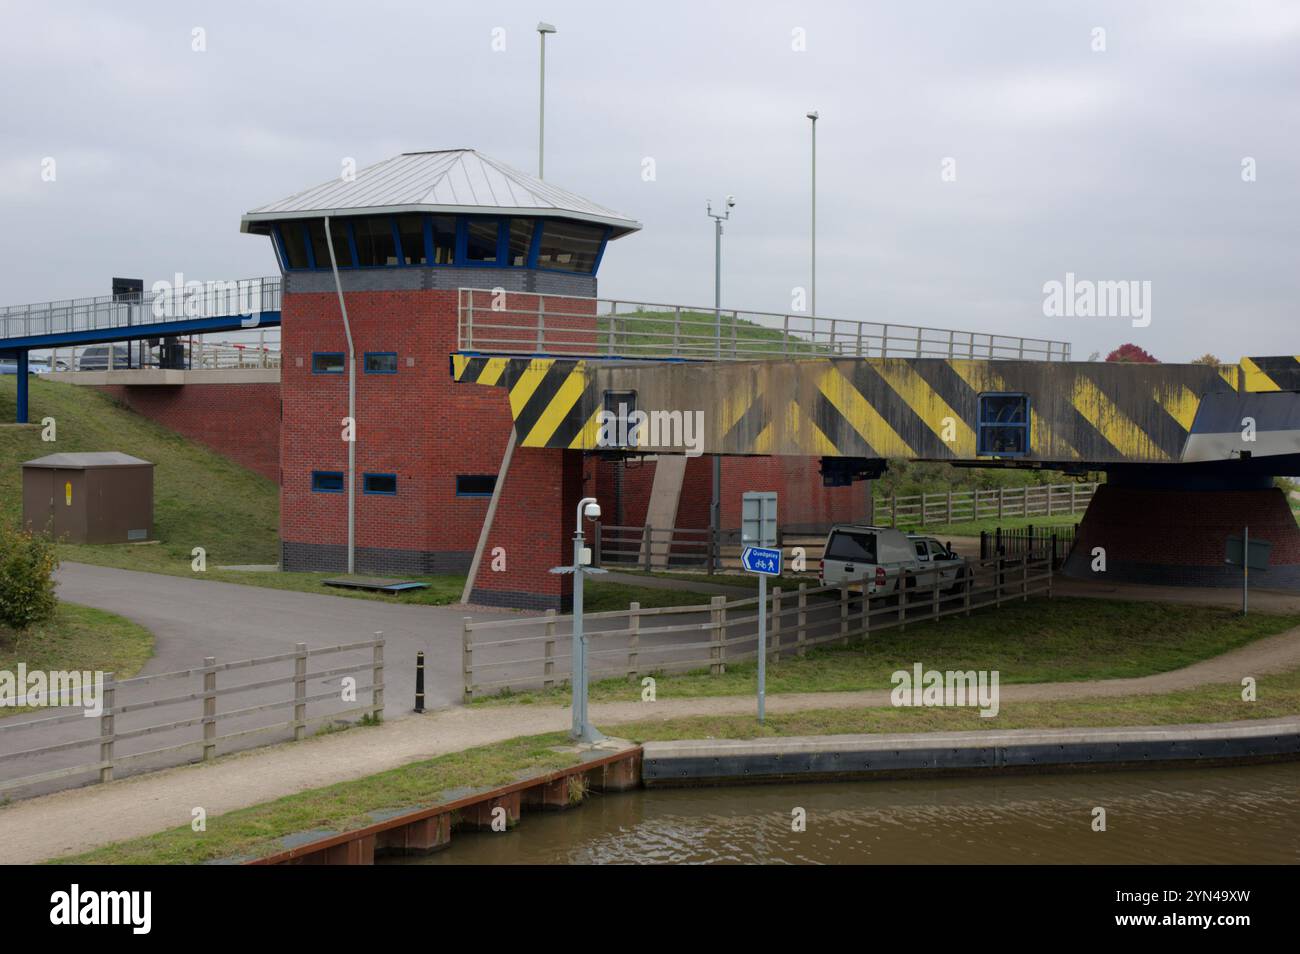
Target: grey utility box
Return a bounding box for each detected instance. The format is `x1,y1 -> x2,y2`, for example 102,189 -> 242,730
22,452 -> 154,544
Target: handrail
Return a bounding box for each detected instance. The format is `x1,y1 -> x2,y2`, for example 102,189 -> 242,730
458,287 -> 1072,363
0,276 -> 282,342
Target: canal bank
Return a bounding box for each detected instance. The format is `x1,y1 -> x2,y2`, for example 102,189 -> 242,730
250,717 -> 1300,864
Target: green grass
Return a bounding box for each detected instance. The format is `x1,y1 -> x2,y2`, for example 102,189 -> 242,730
597,309 -> 828,357
0,378 -> 462,606
0,602 -> 154,718
55,729 -> 582,865
472,596 -> 1300,705
53,665 -> 1300,865
582,579 -> 745,612
610,665 -> 1300,741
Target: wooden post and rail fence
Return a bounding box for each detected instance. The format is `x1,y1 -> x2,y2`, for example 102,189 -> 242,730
462,555 -> 1053,700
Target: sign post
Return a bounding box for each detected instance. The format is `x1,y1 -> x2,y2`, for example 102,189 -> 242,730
1225,526 -> 1271,616
741,492 -> 779,723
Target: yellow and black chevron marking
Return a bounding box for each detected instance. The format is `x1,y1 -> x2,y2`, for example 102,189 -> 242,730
1241,356 -> 1300,392
452,353 -> 1244,464
452,354 -> 598,449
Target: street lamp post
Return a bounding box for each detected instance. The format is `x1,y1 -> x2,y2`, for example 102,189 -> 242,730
806,110 -> 818,317
706,196 -> 735,573
537,22 -> 557,178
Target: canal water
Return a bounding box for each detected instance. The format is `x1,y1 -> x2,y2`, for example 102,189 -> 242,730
384,762 -> 1300,864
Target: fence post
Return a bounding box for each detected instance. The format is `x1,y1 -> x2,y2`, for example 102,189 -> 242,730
771,586 -> 782,661
1070,483 -> 1077,514
293,642 -> 307,741
543,609 -> 557,689
797,584 -> 808,657
642,525 -> 653,572
840,586 -> 849,646
627,601 -> 640,678
372,634 -> 385,722
996,557 -> 1005,606
710,595 -> 727,675
201,656 -> 217,762
861,587 -> 871,642
462,617 -> 474,703
946,490 -> 953,524
593,521 -> 602,566
998,487 -> 1004,520
890,493 -> 897,528
99,673 -> 116,784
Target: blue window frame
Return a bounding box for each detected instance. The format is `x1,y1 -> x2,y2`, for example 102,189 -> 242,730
277,223 -> 311,270
456,475 -> 496,497
364,352 -> 398,374
312,352 -> 345,374
363,473 -> 398,496
977,393 -> 1031,456
312,471 -> 344,493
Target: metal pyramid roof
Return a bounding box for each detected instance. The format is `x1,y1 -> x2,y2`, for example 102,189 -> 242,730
241,149 -> 640,237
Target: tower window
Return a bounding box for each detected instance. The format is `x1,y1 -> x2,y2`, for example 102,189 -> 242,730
396,215 -> 427,265
508,219 -> 535,266
536,221 -> 604,273
307,218 -> 354,268
465,219 -> 501,263
977,393 -> 1030,456
353,216 -> 399,266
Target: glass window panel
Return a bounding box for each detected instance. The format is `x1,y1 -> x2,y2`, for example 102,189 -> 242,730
465,219 -> 500,263
431,216 -> 456,264
535,220 -> 604,273
365,352 -> 398,373
312,352 -> 344,374
307,219 -> 354,268
279,224 -> 310,269
456,475 -> 496,496
396,215 -> 426,265
508,219 -> 535,266
312,471 -> 344,493
363,473 -> 398,495
353,217 -> 399,266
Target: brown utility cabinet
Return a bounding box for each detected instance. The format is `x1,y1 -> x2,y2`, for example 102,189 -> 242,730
22,452 -> 154,544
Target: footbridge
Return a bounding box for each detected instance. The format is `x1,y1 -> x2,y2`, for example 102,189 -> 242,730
0,277 -> 281,422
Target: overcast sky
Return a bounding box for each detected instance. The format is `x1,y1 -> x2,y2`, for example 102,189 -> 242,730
3,0 -> 1297,362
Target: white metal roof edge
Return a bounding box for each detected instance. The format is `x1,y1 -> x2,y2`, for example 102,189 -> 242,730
240,204 -> 642,237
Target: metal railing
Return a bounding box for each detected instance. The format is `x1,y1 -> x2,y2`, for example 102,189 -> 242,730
458,288 -> 1072,362
43,332 -> 283,373
462,556 -> 1053,699
878,482 -> 1098,527
0,276 -> 282,342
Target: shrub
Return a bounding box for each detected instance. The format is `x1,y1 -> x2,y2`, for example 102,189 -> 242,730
0,524 -> 59,631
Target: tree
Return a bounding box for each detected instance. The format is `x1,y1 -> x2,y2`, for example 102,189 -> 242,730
1190,353 -> 1220,366
1105,343 -> 1158,364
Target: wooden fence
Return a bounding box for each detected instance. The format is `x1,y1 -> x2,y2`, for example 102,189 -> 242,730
0,637 -> 384,795
980,524 -> 1078,567
462,556 -> 1052,699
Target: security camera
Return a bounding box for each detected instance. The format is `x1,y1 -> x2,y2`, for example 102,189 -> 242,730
584,501 -> 601,520
726,195 -> 736,208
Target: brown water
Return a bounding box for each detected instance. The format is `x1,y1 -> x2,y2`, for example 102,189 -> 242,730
385,762 -> 1300,865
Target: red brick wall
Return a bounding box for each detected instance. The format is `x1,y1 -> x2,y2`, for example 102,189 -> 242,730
96,383 -> 280,482
279,289 -> 517,563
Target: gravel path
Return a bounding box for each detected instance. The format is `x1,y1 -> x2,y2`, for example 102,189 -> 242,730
3,619 -> 1297,864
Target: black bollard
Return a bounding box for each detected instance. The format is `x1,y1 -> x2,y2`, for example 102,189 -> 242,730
414,651 -> 425,713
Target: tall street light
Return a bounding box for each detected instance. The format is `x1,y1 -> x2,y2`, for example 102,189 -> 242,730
549,497 -> 607,743
807,110 -> 818,317
706,195 -> 735,573
537,22 -> 557,178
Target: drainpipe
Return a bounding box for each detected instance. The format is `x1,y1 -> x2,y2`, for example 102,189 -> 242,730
324,216 -> 356,574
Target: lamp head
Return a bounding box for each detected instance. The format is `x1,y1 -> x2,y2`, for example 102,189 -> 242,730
537,21 -> 557,33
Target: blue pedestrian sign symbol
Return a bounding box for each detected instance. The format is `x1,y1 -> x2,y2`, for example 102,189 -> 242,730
742,546 -> 782,576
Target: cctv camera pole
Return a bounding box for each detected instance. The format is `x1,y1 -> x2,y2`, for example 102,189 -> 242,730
706,198 -> 734,573
570,497 -> 605,743
807,110 -> 819,317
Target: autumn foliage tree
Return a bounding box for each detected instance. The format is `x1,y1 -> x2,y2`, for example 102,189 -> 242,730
1105,343 -> 1159,364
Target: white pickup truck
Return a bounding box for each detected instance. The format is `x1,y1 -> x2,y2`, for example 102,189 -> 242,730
818,525 -> 967,596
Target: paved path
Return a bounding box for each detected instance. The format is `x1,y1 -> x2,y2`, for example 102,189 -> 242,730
3,620 -> 1298,864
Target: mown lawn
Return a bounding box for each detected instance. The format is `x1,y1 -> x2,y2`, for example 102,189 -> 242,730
473,596 -> 1300,705
0,602 -> 154,718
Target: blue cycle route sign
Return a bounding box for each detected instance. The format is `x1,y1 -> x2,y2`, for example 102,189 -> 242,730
742,546 -> 782,576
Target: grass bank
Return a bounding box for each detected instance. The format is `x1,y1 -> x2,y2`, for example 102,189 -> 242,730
55,666 -> 1300,865
0,602 -> 154,718
474,596 -> 1300,705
